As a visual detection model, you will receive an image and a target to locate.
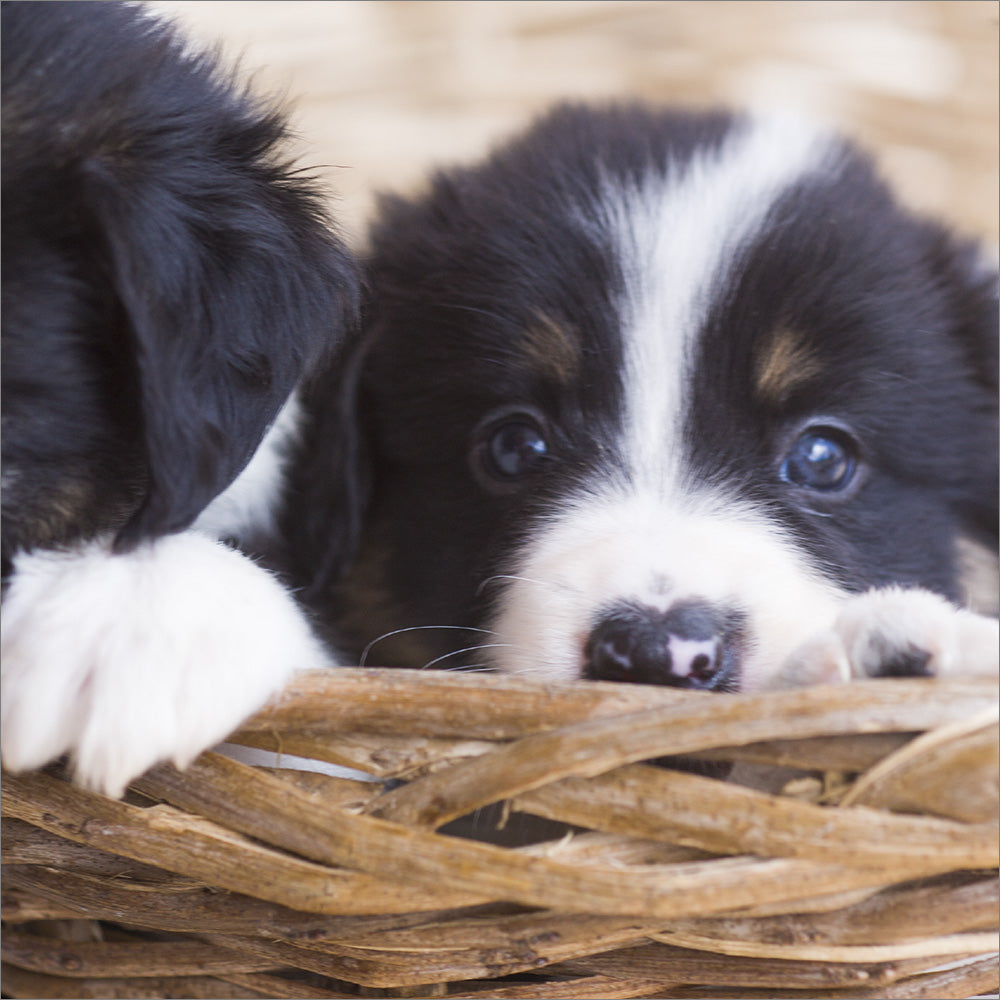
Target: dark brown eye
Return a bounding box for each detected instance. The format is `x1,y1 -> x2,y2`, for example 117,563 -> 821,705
781,427 -> 857,492
471,409 -> 552,491
486,419 -> 548,480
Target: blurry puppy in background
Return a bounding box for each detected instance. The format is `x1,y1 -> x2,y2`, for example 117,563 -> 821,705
303,103 -> 999,692
1,1 -> 357,796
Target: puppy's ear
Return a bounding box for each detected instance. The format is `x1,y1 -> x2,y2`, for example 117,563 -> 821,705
79,118 -> 358,552
280,325 -> 374,605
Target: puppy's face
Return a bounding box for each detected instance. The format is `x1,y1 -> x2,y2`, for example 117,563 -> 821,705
336,105 -> 998,689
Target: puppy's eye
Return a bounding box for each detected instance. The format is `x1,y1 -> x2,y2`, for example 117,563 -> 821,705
487,420 -> 548,479
471,410 -> 551,490
780,427 -> 857,492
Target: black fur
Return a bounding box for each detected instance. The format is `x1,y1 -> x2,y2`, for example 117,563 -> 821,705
292,103 -> 998,671
1,1 -> 357,573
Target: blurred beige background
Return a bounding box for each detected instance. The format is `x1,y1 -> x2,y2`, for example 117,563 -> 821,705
151,1 -> 998,249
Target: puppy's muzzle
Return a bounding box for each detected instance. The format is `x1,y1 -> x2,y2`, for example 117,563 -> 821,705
584,598 -> 742,691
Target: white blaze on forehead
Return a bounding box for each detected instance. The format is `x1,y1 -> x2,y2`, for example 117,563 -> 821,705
488,118 -> 847,686
598,114 -> 837,492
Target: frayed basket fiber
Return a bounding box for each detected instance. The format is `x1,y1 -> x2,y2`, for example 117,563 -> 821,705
2,669 -> 997,999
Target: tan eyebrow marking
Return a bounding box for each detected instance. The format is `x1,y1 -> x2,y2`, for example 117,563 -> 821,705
754,325 -> 824,405
519,313 -> 581,384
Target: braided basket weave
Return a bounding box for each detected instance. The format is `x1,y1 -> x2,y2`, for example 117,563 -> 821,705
3,669 -> 997,999
4,4 -> 996,998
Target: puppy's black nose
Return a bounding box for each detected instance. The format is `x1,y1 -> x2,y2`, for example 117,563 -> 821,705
584,599 -> 740,691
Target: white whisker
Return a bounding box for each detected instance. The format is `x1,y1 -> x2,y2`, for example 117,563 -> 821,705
476,574 -> 556,598
501,661 -> 555,679
420,643 -> 511,671
442,302 -> 511,325
360,625 -> 495,667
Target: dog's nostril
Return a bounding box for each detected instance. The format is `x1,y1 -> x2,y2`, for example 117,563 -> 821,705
584,599 -> 738,691
690,652 -> 712,676
661,635 -> 721,685
595,634 -> 634,675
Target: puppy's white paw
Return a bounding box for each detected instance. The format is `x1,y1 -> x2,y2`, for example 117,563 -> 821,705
1,533 -> 330,797
777,586 -> 999,688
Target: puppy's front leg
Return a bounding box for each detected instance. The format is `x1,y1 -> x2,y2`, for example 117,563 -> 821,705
777,586 -> 1000,687
1,532 -> 331,797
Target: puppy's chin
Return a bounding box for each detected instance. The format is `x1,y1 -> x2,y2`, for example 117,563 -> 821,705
484,489 -> 843,693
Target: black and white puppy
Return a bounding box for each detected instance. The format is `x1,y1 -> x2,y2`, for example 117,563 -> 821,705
1,2 -> 357,796
5,22 -> 996,803
312,103 -> 999,691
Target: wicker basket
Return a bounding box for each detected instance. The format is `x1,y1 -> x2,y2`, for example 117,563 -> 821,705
2,668 -> 997,999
